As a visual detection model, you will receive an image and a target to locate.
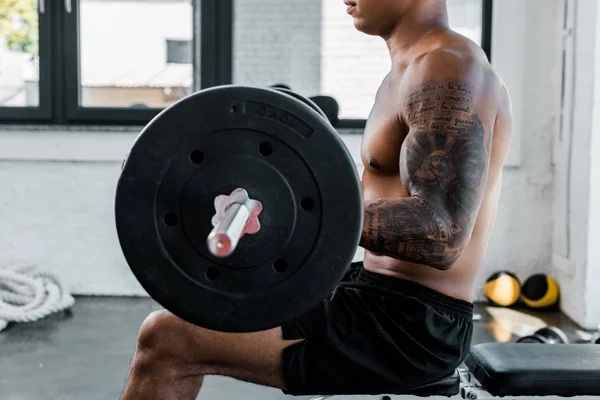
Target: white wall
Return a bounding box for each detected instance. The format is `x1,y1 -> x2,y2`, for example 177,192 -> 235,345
0,130 -> 364,297
588,0 -> 600,326
551,0 -> 590,328
466,0 -> 563,297
0,1 -> 565,306
589,31 -> 600,326
553,0 -> 600,329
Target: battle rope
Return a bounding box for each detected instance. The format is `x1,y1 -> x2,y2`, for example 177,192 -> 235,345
0,266 -> 75,332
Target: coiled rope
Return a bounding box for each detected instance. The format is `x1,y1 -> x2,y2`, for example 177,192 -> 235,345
0,266 -> 75,332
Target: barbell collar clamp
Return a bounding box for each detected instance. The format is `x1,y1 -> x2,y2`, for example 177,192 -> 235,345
207,188 -> 262,258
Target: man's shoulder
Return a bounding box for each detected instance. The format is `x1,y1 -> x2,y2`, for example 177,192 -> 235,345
399,33 -> 506,107
408,43 -> 489,84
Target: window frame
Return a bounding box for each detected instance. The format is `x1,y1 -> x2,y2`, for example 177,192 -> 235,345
482,0 -> 494,62
0,0 -> 492,127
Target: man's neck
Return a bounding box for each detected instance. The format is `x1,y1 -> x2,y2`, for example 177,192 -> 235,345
384,3 -> 449,64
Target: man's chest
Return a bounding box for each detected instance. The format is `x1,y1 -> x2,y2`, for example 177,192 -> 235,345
360,89 -> 410,173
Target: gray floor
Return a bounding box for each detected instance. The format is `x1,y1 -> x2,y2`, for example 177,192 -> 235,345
0,298 -> 583,400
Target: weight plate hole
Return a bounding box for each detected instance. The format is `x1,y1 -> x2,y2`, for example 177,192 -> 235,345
273,259 -> 288,274
230,105 -> 238,113
189,150 -> 205,164
164,213 -> 178,227
301,197 -> 315,211
206,267 -> 220,281
259,142 -> 273,156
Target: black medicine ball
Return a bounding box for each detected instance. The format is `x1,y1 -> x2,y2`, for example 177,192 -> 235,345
522,274 -> 559,309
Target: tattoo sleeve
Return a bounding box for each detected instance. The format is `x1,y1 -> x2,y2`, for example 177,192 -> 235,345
360,81 -> 491,270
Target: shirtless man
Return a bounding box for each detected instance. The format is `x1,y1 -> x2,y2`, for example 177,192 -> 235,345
122,0 -> 512,398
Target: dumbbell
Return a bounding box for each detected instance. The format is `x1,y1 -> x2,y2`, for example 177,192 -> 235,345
516,326 -> 569,344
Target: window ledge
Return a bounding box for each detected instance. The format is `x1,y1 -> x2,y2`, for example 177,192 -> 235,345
0,124 -> 144,133
0,125 -> 364,163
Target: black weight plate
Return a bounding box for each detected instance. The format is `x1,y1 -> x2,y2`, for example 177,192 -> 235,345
269,87 -> 329,122
536,326 -> 568,344
517,327 -> 568,344
116,85 -> 363,333
310,95 -> 340,126
516,335 -> 546,344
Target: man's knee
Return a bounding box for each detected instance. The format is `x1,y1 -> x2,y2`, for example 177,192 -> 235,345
137,310 -> 186,360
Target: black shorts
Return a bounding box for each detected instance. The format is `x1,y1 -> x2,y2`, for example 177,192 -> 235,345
281,262 -> 473,396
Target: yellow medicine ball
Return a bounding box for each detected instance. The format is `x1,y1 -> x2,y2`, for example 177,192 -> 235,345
484,271 -> 521,307
521,274 -> 560,309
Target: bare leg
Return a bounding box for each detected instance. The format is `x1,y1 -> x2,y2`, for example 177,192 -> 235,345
121,310 -> 302,400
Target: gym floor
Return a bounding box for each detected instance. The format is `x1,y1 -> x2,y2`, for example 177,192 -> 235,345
0,298 -> 581,400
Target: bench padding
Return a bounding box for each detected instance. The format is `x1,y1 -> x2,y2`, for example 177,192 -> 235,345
465,343 -> 600,397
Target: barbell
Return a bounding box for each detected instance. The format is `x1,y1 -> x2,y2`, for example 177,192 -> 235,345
115,85 -> 363,333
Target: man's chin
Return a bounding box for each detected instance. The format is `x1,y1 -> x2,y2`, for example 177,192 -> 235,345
353,20 -> 380,36
353,20 -> 368,33
355,24 -> 379,36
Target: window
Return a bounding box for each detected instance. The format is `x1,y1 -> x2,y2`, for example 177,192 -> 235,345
324,0 -> 486,120
0,0 -> 201,124
77,0 -> 193,109
64,0 -> 196,122
232,0 -> 492,125
0,0 -> 51,120
0,0 -> 40,107
0,0 -> 491,126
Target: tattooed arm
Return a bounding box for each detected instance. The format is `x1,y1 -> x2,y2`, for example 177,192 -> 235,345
360,53 -> 492,270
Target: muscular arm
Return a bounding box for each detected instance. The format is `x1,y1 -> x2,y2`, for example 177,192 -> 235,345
360,55 -> 493,270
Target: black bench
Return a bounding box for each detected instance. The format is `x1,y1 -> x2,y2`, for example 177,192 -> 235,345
311,343 -> 600,399
461,343 -> 600,398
